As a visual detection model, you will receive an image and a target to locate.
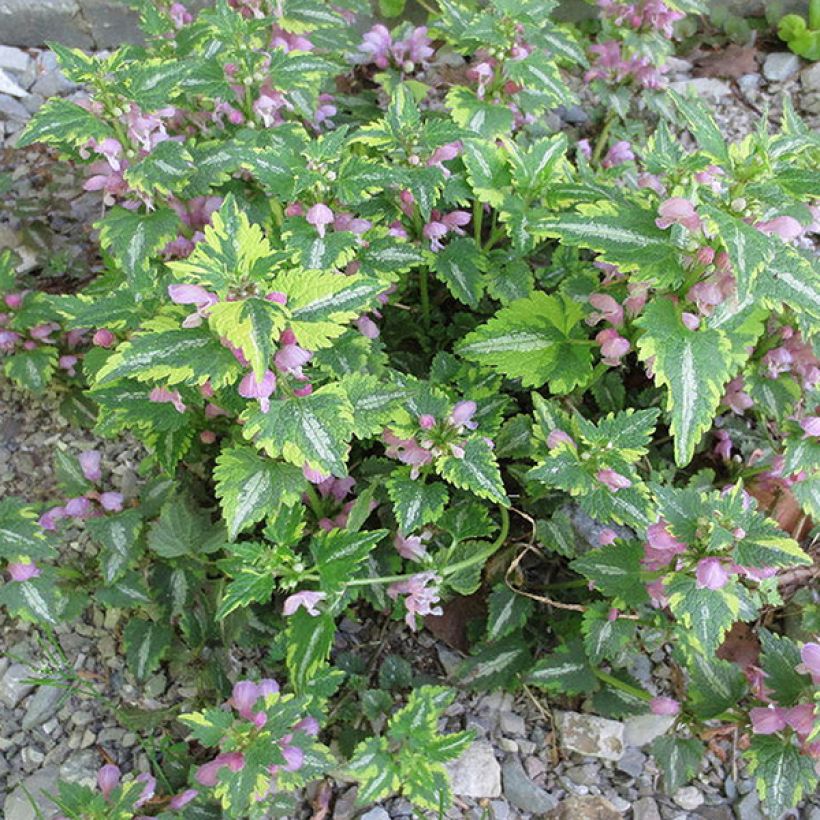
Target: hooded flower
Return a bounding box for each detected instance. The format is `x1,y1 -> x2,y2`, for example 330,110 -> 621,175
387,571 -> 443,629
596,469 -> 632,491
749,705 -> 787,735
195,752 -> 245,787
149,387 -> 187,413
238,370 -> 277,412
596,328 -> 630,366
306,203 -> 334,237
586,293 -> 624,327
283,590 -> 327,617
168,283 -> 218,328
695,557 -> 730,590
7,561 -> 41,582
656,197 -> 702,232
799,642 -> 820,684
79,450 -> 102,483
98,764 -> 121,800
394,531 -> 431,562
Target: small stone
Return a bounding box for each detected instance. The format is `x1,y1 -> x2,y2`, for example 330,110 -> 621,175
502,755 -> 557,814
546,795 -> 622,820
21,746 -> 45,769
30,70 -> 73,99
360,809 -> 390,820
71,711 -> 93,727
0,69 -> 28,98
0,663 -> 34,707
0,93 -> 30,122
490,800 -> 510,820
499,738 -> 519,753
665,56 -> 693,74
673,785 -> 704,811
445,740 -> 502,798
436,645 -> 461,677
623,713 -> 675,747
3,765 -> 60,820
669,78 -> 732,101
500,712 -> 526,736
633,797 -> 661,820
21,93 -> 44,115
332,786 -> 358,820
518,739 -> 536,755
734,790 -> 764,820
60,750 -> 98,787
144,673 -> 166,697
616,747 -> 646,778
22,685 -> 65,730
568,763 -> 600,786
0,47 -> 31,74
556,711 -> 625,761
802,62 -> 820,94
524,755 -> 546,780
763,52 -> 801,83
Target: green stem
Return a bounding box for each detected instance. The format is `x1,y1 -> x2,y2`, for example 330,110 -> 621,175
810,0 -> 820,31
304,484 -> 324,519
591,112 -> 616,166
419,267 -> 431,329
594,669 -> 651,701
473,200 -> 484,246
415,0 -> 439,15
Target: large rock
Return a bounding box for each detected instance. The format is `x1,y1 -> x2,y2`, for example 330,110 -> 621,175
3,766 -> 60,820
546,795 -> 623,820
669,77 -> 732,101
445,740 -> 502,798
0,46 -> 31,74
623,713 -> 675,748
0,69 -> 29,98
556,711 -> 625,762
0,0 -> 93,49
22,685 -> 64,730
501,755 -> 557,814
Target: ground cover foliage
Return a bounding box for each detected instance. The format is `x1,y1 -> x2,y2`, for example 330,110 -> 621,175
0,0 -> 819,816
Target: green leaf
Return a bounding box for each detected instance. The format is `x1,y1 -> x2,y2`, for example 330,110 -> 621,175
0,498 -> 53,560
669,91 -> 731,165
651,736 -> 704,793
147,497 -> 224,559
310,528 -> 387,591
446,86 -> 514,138
762,244 -> 820,320
733,516 -> 811,569
179,706 -> 236,747
666,575 -> 740,654
16,98 -> 114,149
4,347 -> 57,393
745,735 -> 818,818
207,297 -> 287,379
582,604 -> 635,663
434,238 -> 486,307
97,207 -> 180,295
533,205 -> 684,283
214,446 -> 306,539
526,641 -> 597,695
0,571 -> 65,626
387,472 -> 449,534
438,438 -> 509,505
637,299 -> 733,466
462,139 -> 511,207
571,541 -> 647,603
216,562 -> 275,620
684,646 -> 748,719
342,375 -> 407,438
286,610 -> 335,693
486,585 -> 533,642
457,292 -> 592,392
86,510 -> 144,584
123,619 -> 172,680
125,140 -> 195,197
242,384 -> 355,476
455,635 -> 532,690
758,630 -> 809,707
96,327 -> 241,388
346,737 -> 401,805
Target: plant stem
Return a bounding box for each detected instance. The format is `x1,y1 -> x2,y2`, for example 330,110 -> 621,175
418,266 -> 431,329
473,200 -> 484,246
594,669 -> 651,701
304,484 -> 324,519
415,0 -> 439,15
592,112 -> 616,166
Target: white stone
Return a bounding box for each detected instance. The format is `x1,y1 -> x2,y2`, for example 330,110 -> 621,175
623,712 -> 675,747
445,740 -> 502,798
556,711 -> 625,762
633,797 -> 661,820
673,785 -> 704,811
3,766 -> 60,820
801,62 -> 820,94
0,46 -> 30,74
0,662 -> 35,707
360,810 -> 390,820
763,52 -> 801,83
0,68 -> 29,98
669,77 -> 732,101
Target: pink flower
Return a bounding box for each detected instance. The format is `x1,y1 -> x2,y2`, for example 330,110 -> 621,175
598,528 -> 618,545
169,2 -> 192,27
722,377 -> 753,415
295,715 -> 320,736
231,680 -> 260,718
8,561 -> 41,582
687,279 -> 724,315
450,400 -> 477,430
757,216 -> 803,241
306,203 -> 334,237
596,328 -> 630,365
387,571 -> 443,629
394,532 -> 430,562
79,450 -> 102,483
596,469 -> 632,491
93,328 -> 116,348
283,590 -> 327,616
650,697 -> 680,716
134,773 -> 156,808
258,678 -> 279,697
799,642 -> 820,684
577,139 -> 592,160
65,496 -> 93,518
418,414 -> 436,430
357,315 -> 380,339
238,370 -> 276,412
624,281 -> 650,316
58,355 -> 79,376
98,764 -> 121,800
695,557 -> 730,590
275,342 -> 312,378
422,219 -> 448,251
647,521 -> 687,553
784,703 -> 816,737
601,141 -> 634,169
800,417 -> 820,438
281,744 -> 305,771
195,752 -> 245,786
99,492 -> 124,512
0,330 -> 21,352
656,198 -> 701,233
750,706 -> 787,734
714,429 -> 733,461
586,293 -> 624,327
681,312 -> 700,331
39,506 -> 66,531
441,210 -> 471,234
149,387 -> 186,413
169,789 -> 199,809
168,283 -> 218,328
547,429 -> 575,450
